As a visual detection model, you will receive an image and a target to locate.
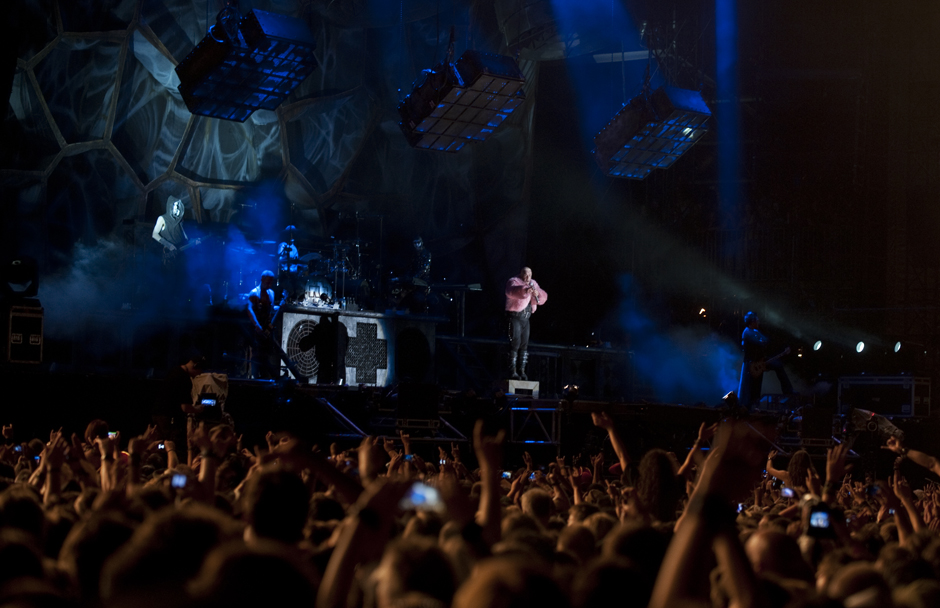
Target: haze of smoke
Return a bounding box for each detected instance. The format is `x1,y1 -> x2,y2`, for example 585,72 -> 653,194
619,274 -> 741,404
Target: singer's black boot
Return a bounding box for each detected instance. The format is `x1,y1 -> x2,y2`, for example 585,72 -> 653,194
508,352 -> 520,380
518,351 -> 529,381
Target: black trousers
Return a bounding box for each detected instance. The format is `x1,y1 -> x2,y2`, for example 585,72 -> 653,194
508,311 -> 531,354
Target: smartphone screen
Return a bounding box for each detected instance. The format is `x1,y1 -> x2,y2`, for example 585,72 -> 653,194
108,432 -> 117,439
781,487 -> 795,498
528,472 -> 536,481
810,510 -> 830,529
398,482 -> 444,512
201,398 -> 216,407
158,443 -> 166,450
404,454 -> 413,461
501,471 -> 512,479
171,473 -> 187,489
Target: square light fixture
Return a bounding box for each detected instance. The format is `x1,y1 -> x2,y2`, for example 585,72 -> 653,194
593,86 -> 711,179
398,50 -> 526,152
175,9 -> 318,122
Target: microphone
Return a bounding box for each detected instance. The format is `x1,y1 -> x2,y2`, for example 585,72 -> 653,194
528,281 -> 539,304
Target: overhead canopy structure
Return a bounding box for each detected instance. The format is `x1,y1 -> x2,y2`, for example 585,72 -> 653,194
398,50 -> 527,153
175,8 -> 318,122
593,86 -> 711,180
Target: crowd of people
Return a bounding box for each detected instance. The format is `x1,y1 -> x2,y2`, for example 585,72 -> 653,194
0,407 -> 939,608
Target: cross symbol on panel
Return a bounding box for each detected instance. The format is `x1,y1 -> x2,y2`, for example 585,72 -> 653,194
346,322 -> 387,384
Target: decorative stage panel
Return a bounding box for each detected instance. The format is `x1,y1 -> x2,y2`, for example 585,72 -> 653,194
281,307 -> 436,386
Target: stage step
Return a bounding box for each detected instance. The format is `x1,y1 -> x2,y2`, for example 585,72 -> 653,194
503,379 -> 539,398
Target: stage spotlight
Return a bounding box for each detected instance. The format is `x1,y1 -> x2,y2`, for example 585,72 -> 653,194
856,341 -> 865,353
398,49 -> 526,152
593,86 -> 711,180
175,7 -> 318,122
813,341 -> 823,351
894,341 -> 902,353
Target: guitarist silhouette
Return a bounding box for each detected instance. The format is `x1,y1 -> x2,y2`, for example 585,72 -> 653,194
152,196 -> 189,256
248,271 -> 280,379
246,270 -> 309,381
737,311 -> 793,408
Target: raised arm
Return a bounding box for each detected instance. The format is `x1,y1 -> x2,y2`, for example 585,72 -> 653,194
316,480 -> 409,608
650,421 -> 767,608
592,411 -> 630,471
884,436 -> 940,478
764,450 -> 790,485
473,420 -> 505,547
677,422 -> 717,481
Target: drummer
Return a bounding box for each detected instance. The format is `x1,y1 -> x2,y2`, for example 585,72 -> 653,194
277,225 -> 300,271
277,225 -> 304,301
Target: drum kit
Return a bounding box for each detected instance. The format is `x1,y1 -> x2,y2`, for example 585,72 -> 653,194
226,233 -> 467,314
277,239 -> 370,310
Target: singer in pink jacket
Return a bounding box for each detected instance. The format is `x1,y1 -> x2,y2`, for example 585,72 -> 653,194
505,267 -> 548,380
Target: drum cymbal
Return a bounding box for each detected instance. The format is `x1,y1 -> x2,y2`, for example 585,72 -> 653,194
299,252 -> 322,262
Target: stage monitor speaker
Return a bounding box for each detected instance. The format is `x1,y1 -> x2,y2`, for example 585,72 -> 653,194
838,376 -> 930,418
7,305 -> 43,363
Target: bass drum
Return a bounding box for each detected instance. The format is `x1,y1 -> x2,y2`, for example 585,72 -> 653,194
303,277 -> 333,307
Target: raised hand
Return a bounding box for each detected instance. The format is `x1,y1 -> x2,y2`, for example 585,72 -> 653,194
473,420 -> 505,473
209,424 -> 236,458
697,422 -> 719,444
141,424 -> 158,442
399,431 -> 411,455
191,422 -> 212,453
806,467 -> 822,497
522,450 -> 533,472
96,437 -> 112,460
382,436 -> 396,454
695,420 -> 767,503
357,436 -> 385,484
44,431 -> 68,470
2,424 -> 12,440
892,472 -> 915,504
826,442 -> 849,483
591,411 -> 614,430
883,436 -> 906,454
264,431 -> 278,453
